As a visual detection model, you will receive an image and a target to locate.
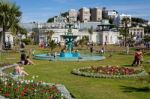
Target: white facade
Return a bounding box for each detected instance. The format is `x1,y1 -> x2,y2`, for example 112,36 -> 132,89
113,14 -> 132,27
39,28 -> 80,44
98,31 -> 119,45
22,22 -> 120,45
148,21 -> 150,26
107,10 -> 118,19
129,26 -> 144,42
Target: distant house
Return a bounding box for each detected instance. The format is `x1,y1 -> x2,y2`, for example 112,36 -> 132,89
129,26 -> 144,42
97,20 -> 119,45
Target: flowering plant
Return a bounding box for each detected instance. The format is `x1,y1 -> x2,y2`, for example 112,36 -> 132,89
72,66 -> 148,79
0,76 -> 64,99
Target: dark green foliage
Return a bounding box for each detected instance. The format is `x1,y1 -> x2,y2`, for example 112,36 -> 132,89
0,0 -> 23,48
47,17 -> 54,23
49,40 -> 57,52
77,36 -> 89,46
132,17 -> 147,24
144,25 -> 150,34
144,35 -> 150,42
61,12 -> 69,17
21,38 -> 31,45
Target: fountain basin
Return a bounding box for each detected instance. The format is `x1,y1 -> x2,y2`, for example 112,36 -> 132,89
34,54 -> 105,61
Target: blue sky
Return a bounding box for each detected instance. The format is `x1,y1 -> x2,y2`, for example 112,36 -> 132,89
12,0 -> 150,23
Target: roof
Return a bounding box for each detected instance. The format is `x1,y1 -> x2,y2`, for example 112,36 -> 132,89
129,26 -> 144,30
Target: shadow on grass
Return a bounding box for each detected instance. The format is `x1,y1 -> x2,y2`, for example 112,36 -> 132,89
120,85 -> 150,93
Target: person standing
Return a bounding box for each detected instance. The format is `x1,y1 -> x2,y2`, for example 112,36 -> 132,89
20,51 -> 26,65
126,45 -> 129,54
90,42 -> 94,55
132,49 -> 143,66
20,41 -> 25,49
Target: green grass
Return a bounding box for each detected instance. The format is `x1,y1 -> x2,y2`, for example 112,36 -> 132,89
1,45 -> 150,99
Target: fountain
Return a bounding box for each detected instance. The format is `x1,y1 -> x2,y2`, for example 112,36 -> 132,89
60,23 -> 80,58
34,23 -> 105,61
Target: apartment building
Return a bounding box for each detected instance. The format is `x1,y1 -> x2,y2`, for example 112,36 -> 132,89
79,7 -> 90,22
90,7 -> 102,22
68,9 -> 78,22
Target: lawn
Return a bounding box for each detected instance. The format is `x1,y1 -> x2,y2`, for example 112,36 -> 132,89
1,45 -> 150,99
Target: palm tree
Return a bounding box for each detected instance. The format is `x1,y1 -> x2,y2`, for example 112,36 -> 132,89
121,17 -> 130,46
45,30 -> 54,43
0,0 -> 22,49
49,40 -> 57,52
78,36 -> 89,48
30,32 -> 36,44
88,26 -> 94,42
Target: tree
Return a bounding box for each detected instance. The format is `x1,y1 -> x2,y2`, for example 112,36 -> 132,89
47,17 -> 54,23
131,17 -> 147,26
61,12 -> 69,17
0,0 -> 22,49
30,32 -> 36,44
45,30 -> 54,43
144,25 -> 150,34
78,36 -> 89,48
49,40 -> 57,52
144,35 -> 150,42
120,17 -> 130,46
88,26 -> 94,42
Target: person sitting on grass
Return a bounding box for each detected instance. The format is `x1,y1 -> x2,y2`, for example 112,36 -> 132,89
24,56 -> 34,65
13,65 -> 29,76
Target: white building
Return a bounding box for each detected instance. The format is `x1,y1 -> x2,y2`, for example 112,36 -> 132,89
22,21 -> 120,45
148,21 -> 150,26
129,26 -> 144,42
97,20 -> 120,45
113,14 -> 132,27
54,15 -> 67,23
107,10 -> 118,19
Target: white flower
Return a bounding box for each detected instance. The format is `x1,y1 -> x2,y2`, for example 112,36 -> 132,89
30,80 -> 33,83
4,81 -> 7,85
32,76 -> 35,79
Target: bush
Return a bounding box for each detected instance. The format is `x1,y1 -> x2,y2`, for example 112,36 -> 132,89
21,39 -> 31,45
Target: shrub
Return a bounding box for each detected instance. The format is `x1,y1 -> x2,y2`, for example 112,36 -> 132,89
21,39 -> 31,45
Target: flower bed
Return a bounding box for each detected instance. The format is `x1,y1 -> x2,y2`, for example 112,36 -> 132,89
0,76 -> 64,99
72,66 -> 148,78
0,64 -> 73,99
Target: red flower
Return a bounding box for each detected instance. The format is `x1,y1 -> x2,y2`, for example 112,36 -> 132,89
0,88 -> 3,92
15,88 -> 19,92
5,92 -> 10,97
21,92 -> 26,97
23,89 -> 29,93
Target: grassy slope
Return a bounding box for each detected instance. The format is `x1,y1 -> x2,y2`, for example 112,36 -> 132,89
2,45 -> 150,99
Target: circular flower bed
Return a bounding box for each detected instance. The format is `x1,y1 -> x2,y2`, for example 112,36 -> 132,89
72,66 -> 148,78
